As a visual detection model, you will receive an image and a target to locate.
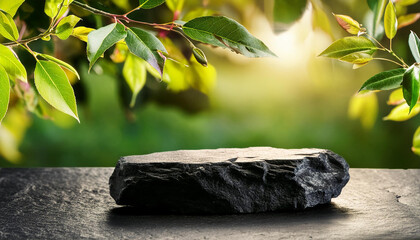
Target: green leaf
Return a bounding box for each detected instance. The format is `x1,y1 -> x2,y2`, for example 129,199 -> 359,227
412,126 -> 420,156
183,16 -> 276,58
408,31 -> 420,63
123,54 -> 147,107
273,0 -> 307,24
34,60 -> 79,121
55,15 -> 81,40
333,13 -> 362,35
397,13 -> 420,29
0,10 -> 19,41
384,0 -> 397,39
87,23 -> 127,70
359,68 -> 405,91
0,0 -> 24,16
319,36 -> 377,59
125,27 -> 167,77
0,44 -> 27,83
384,102 -> 420,121
45,0 -> 73,19
139,0 -> 166,9
39,54 -> 80,79
402,64 -> 420,112
0,66 -> 10,123
368,0 -> 387,38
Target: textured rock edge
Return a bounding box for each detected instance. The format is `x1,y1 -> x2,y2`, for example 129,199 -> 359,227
109,147 -> 350,213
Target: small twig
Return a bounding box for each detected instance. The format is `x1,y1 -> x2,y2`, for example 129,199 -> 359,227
373,57 -> 405,67
365,33 -> 387,49
124,7 -> 141,17
2,1 -> 173,47
365,33 -> 409,68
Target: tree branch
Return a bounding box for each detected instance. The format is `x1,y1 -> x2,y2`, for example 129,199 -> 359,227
2,1 -> 174,47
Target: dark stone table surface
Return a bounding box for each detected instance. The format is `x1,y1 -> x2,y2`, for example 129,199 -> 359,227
0,168 -> 419,239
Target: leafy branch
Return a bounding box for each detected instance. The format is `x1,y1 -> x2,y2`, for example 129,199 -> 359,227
320,0 -> 420,156
0,0 -> 275,125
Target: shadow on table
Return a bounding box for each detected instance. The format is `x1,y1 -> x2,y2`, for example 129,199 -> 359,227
106,203 -> 352,230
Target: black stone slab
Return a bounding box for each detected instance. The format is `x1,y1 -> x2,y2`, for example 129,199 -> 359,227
0,168 -> 419,239
109,147 -> 350,213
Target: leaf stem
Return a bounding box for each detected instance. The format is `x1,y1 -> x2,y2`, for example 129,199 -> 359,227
373,57 -> 404,67
124,7 -> 141,17
365,33 -> 386,49
365,33 -> 409,68
378,48 -> 409,68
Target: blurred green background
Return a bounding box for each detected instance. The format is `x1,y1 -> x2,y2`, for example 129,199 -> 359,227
0,0 -> 419,168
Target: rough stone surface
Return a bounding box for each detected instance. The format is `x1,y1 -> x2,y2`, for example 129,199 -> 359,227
0,168 -> 419,239
109,147 -> 350,213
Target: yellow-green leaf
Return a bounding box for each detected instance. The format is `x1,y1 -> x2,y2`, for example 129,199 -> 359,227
319,36 -> 377,59
162,60 -> 188,92
55,15 -> 81,40
0,0 -> 24,16
397,13 -> 420,29
0,44 -> 27,83
348,92 -> 378,129
72,26 -> 95,42
182,8 -> 216,22
39,54 -> 80,79
333,13 -> 362,35
412,126 -> 420,155
0,66 -> 10,123
312,5 -> 333,39
396,0 -> 419,6
387,88 -> 404,105
123,54 -> 147,107
34,60 -> 79,121
45,0 -> 73,19
111,0 -> 131,11
186,57 -> 216,94
384,0 -> 397,39
0,10 -> 19,41
339,51 -> 374,64
110,42 -> 129,63
0,106 -> 30,163
384,102 -> 420,121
